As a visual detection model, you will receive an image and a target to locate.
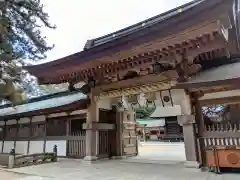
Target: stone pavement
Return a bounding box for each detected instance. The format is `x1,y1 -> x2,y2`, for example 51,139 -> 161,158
2,159 -> 240,180
0,169 -> 29,180
137,141 -> 186,162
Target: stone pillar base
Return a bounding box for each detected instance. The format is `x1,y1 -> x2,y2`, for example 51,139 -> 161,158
184,161 -> 200,168
111,156 -> 127,160
84,156 -> 98,161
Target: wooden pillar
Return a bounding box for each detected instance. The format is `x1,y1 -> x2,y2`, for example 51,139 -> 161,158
84,98 -> 99,161
194,94 -> 205,166
14,119 -> 19,150
115,111 -> 123,157
27,117 -> 32,154
178,115 -> 199,168
0,124 -> 3,153
1,120 -> 6,153
66,118 -> 70,136
43,118 -> 47,153
66,118 -> 70,156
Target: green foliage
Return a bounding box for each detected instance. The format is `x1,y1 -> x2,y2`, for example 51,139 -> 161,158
0,0 -> 55,104
0,0 -> 56,60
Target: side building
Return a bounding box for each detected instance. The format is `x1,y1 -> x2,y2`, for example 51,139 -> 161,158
0,91 -> 89,157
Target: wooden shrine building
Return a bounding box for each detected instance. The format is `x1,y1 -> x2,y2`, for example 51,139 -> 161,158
10,0 -> 240,169
0,91 -> 90,158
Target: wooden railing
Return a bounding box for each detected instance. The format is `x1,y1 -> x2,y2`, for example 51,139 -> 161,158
201,123 -> 240,148
204,123 -> 240,132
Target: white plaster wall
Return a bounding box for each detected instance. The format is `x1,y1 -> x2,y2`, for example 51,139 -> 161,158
32,115 -> 45,122
152,105 -> 182,117
45,140 -> 67,156
97,99 -> 112,110
15,141 -> 28,155
151,89 -> 191,117
48,112 -> 67,118
29,141 -> 44,154
0,140 -> 67,156
70,109 -> 87,115
171,89 -> 191,115
19,117 -> 30,124
3,141 -> 14,153
6,119 -> 17,125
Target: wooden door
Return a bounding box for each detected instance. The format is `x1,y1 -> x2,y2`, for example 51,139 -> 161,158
98,109 -> 115,158
121,111 -> 138,157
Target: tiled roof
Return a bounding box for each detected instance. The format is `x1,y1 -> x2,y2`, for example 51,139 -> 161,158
186,61 -> 240,84
0,92 -> 87,117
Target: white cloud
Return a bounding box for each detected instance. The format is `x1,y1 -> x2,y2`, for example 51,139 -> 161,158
39,0 -> 193,64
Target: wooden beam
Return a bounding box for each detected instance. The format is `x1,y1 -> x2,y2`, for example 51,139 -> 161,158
202,131 -> 240,138
92,70 -> 178,95
192,85 -> 240,94
72,32 -> 226,83
187,37 -> 227,59
200,96 -> 240,106
173,77 -> 240,90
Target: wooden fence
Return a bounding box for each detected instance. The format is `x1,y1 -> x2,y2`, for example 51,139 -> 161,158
199,123 -> 240,167
67,131 -> 86,158
201,123 -> 240,148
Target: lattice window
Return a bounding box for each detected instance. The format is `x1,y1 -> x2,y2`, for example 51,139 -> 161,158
46,119 -> 67,136
31,123 -> 45,138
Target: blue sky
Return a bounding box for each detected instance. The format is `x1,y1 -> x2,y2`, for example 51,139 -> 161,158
39,0 -> 192,64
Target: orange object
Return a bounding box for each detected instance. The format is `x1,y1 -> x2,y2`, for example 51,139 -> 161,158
206,146 -> 240,173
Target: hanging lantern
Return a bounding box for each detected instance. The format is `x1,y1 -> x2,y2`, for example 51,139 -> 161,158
152,57 -> 163,74
88,76 -> 96,88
